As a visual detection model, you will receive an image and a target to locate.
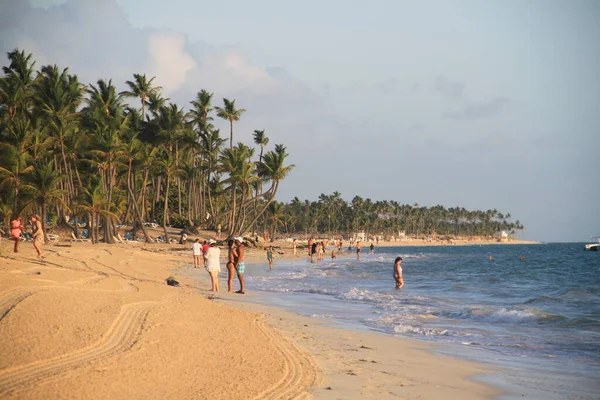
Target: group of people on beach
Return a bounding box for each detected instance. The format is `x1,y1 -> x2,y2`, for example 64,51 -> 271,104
4,215 -> 45,258
192,236 -> 246,294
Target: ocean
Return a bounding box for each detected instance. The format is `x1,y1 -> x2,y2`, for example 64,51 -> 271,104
243,243 -> 600,399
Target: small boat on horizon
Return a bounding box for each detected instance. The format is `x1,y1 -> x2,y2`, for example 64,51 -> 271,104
584,236 -> 599,251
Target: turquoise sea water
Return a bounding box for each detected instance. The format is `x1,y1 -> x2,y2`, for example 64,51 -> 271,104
242,243 -> 600,399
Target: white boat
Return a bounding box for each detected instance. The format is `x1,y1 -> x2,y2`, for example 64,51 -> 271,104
584,236 -> 600,251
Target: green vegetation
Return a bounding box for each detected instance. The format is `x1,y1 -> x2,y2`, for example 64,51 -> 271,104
0,49 -> 523,244
266,193 -> 524,241
0,49 -> 294,243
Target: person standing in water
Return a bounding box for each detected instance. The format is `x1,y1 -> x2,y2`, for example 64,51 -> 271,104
356,241 -> 362,260
204,239 -> 221,292
267,246 -> 274,270
369,243 -> 375,254
394,257 -> 404,289
234,237 -> 246,294
30,214 -> 44,258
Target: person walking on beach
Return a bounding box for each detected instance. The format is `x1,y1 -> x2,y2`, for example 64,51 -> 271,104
292,239 -> 297,257
204,239 -> 221,291
31,215 -> 44,258
356,241 -> 362,260
192,239 -> 203,268
234,237 -> 246,294
394,257 -> 404,289
10,216 -> 23,253
267,246 -> 274,270
308,237 -> 314,258
226,239 -> 237,292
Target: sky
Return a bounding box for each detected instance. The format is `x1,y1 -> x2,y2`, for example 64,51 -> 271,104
1,0 -> 599,241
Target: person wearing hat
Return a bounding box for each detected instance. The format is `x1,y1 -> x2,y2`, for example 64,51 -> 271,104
204,239 -> 221,291
233,237 -> 245,294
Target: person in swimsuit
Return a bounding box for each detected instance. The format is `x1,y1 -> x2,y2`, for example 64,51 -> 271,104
31,214 -> 43,258
292,239 -> 297,257
356,241 -> 361,260
227,239 -> 237,292
267,246 -> 274,270
234,237 -> 245,294
331,249 -> 336,260
10,216 -> 23,253
394,257 -> 404,289
370,243 -> 375,254
311,241 -> 317,260
308,238 -> 314,258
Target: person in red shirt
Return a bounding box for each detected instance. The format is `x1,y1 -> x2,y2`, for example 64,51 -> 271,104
202,240 -> 209,266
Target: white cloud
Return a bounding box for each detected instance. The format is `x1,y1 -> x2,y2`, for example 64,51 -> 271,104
147,31 -> 196,92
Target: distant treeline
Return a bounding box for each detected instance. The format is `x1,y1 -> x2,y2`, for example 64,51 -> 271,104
263,192 -> 524,239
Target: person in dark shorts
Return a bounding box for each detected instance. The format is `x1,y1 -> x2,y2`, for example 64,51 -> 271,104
356,241 -> 362,260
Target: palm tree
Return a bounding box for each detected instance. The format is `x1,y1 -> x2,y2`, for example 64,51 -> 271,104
21,160 -> 67,243
0,49 -> 36,121
73,182 -> 118,244
215,98 -> 246,149
253,129 -> 269,162
243,144 -> 294,233
219,144 -> 254,232
189,89 -> 214,135
120,73 -> 162,122
33,64 -> 84,204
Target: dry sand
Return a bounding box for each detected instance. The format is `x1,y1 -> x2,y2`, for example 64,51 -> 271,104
0,237 -> 502,399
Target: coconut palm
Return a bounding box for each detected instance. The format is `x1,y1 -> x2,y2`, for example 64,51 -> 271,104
33,64 -> 84,202
215,98 -> 246,149
253,129 -> 269,162
120,73 -> 162,122
21,160 -> 67,243
189,89 -> 214,136
73,181 -> 119,243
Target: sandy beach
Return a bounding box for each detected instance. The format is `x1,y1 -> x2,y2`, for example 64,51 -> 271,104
0,237 -> 503,399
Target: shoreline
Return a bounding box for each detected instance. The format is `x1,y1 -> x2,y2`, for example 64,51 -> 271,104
1,240 -> 502,399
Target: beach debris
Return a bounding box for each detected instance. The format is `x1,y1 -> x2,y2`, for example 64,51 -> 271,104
165,276 -> 180,287
325,387 -> 333,390
359,345 -> 374,350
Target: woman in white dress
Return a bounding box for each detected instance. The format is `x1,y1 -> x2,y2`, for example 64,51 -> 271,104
204,239 -> 221,291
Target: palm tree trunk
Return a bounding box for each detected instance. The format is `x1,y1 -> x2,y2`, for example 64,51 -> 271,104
240,182 -> 279,235
163,173 -> 170,242
127,184 -> 151,243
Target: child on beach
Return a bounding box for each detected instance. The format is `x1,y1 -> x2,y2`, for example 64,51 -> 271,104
10,216 -> 23,253
267,246 -> 274,270
331,250 -> 336,260
394,257 -> 404,289
192,239 -> 202,268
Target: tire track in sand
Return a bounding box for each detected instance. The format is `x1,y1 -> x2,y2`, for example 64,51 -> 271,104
0,301 -> 155,396
0,288 -> 34,323
252,318 -> 322,400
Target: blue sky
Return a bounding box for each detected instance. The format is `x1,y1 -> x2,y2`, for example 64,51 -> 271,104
4,0 -> 599,241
